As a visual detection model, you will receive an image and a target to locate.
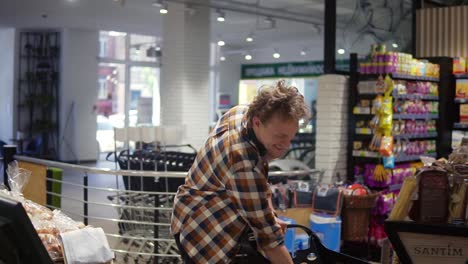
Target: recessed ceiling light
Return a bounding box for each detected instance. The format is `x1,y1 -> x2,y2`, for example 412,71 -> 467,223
160,5 -> 168,14
216,10 -> 225,22
337,48 -> 345,54
217,40 -> 225,46
392,43 -> 398,48
246,36 -> 253,42
245,54 -> 252,60
300,50 -> 307,56
220,56 -> 226,61
109,31 -> 125,37
273,52 -> 280,59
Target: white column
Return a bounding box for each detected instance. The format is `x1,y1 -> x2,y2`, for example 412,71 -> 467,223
0,28 -> 16,144
160,1 -> 211,149
60,29 -> 99,161
315,75 -> 349,183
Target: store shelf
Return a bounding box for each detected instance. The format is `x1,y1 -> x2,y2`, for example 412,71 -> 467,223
352,151 -> 436,162
394,152 -> 436,162
394,132 -> 438,140
357,93 -> 380,99
454,74 -> 468,79
355,128 -> 373,135
393,94 -> 439,101
352,150 -> 380,158
359,73 -> 439,82
391,73 -> 439,82
393,114 -> 438,120
455,98 -> 468,104
354,113 -> 374,119
454,123 -> 468,130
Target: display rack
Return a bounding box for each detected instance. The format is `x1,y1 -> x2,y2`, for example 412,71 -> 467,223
346,54 -> 453,182
17,32 -> 60,159
452,73 -> 468,134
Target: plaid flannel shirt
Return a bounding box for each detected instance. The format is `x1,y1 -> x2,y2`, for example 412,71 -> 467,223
171,105 -> 284,264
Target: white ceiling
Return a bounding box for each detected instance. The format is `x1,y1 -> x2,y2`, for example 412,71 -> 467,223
0,0 -> 338,53
0,0 -> 413,61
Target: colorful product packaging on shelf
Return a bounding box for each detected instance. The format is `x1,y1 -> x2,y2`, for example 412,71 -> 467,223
309,213 -> 341,252
453,57 -> 466,74
460,104 -> 468,123
456,79 -> 468,98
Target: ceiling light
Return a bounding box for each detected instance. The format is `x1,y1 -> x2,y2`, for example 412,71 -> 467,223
300,50 -> 307,56
217,40 -> 225,46
392,43 -> 398,48
155,45 -> 161,51
152,0 -> 162,7
220,56 -> 226,61
245,33 -> 254,42
160,4 -> 168,14
245,54 -> 252,61
273,52 -> 280,59
108,31 -> 125,37
216,9 -> 225,22
337,48 -> 345,54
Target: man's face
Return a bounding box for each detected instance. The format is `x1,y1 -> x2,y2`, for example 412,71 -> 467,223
252,113 -> 299,160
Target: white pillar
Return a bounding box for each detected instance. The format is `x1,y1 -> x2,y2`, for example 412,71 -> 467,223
160,1 -> 211,149
0,28 -> 16,144
315,75 -> 349,183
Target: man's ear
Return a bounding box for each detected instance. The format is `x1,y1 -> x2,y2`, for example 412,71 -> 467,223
252,116 -> 261,127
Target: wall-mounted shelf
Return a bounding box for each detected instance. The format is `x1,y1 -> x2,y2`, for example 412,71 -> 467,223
454,123 -> 468,130
394,132 -> 438,140
454,74 -> 468,79
360,73 -> 439,82
455,98 -> 468,104
392,114 -> 439,120
393,94 -> 439,101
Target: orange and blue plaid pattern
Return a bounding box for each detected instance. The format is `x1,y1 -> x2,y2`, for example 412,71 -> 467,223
171,105 -> 283,263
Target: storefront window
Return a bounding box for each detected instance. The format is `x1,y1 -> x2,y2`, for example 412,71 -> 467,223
130,34 -> 159,62
97,31 -> 160,154
99,31 -> 126,60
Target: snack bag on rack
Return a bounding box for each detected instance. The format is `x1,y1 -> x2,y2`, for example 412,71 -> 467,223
379,136 -> 394,157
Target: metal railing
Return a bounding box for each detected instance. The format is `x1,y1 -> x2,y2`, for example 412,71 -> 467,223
3,146 -> 323,264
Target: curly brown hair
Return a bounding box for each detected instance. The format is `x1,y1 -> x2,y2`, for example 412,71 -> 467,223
245,80 -> 310,125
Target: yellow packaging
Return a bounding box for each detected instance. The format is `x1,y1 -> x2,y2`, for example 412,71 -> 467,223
456,79 -> 468,98
460,104 -> 468,123
454,57 -> 466,74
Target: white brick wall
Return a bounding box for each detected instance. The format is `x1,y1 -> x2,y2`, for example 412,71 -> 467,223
315,74 -> 349,183
160,2 -> 210,149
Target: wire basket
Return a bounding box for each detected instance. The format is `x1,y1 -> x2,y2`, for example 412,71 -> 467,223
341,193 -> 379,242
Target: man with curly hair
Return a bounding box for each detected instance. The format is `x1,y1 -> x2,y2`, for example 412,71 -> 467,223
171,80 -> 310,263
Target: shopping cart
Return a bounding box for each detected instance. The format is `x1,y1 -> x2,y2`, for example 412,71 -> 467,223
107,148 -> 196,264
234,224 -> 369,264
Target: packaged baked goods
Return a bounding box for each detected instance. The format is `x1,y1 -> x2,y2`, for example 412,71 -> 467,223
3,161 -> 86,262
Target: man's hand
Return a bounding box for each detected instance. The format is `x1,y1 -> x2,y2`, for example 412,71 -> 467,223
275,217 -> 288,234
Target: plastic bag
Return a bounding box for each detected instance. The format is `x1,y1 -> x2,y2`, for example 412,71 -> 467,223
6,160 -> 31,197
